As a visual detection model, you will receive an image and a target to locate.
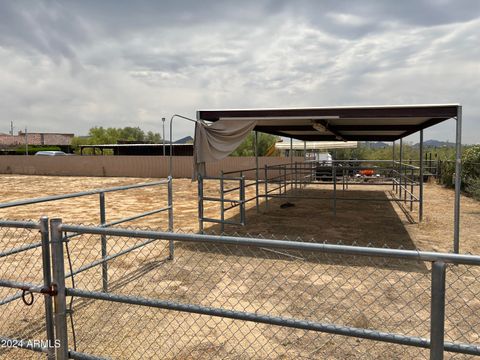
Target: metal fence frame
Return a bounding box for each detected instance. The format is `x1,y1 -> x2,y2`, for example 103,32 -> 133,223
2,218 -> 479,359
200,159 -> 424,232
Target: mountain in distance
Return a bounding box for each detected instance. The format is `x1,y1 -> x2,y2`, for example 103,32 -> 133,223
413,140 -> 455,148
361,140 -> 457,148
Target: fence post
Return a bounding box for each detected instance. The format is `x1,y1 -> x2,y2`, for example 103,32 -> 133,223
264,165 -> 268,210
430,261 -> 446,360
40,217 -> 55,360
168,176 -> 174,260
220,171 -> 225,234
50,218 -> 69,360
240,176 -> 246,225
198,174 -> 204,233
99,192 -> 108,292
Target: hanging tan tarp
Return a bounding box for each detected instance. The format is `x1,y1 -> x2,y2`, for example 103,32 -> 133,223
194,119 -> 257,177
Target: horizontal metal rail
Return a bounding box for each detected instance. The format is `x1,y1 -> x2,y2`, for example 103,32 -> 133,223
0,180 -> 169,209
69,350 -> 107,360
0,279 -> 54,295
202,176 -> 243,181
199,217 -> 244,226
0,242 -> 42,259
65,237 -> 160,278
58,225 -> 480,266
202,197 -> 242,204
65,288 -> 480,356
263,194 -> 420,203
0,220 -> 40,229
222,167 -> 258,175
102,206 -> 171,228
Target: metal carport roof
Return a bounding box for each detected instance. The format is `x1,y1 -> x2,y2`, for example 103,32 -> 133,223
197,104 -> 460,141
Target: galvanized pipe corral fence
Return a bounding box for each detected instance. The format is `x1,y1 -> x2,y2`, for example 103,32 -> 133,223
1,218 -> 480,359
198,159 -> 425,232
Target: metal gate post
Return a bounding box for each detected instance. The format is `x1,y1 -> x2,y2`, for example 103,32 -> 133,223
430,261 -> 446,360
99,192 -> 108,292
167,176 -> 174,260
50,218 -> 69,360
40,217 -> 55,360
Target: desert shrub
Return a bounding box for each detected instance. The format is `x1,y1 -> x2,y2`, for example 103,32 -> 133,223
466,178 -> 480,200
462,145 -> 480,183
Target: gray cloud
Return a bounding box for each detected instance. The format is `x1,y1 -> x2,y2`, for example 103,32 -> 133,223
0,0 -> 478,143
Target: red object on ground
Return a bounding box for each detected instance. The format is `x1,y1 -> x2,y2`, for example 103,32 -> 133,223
359,169 -> 375,176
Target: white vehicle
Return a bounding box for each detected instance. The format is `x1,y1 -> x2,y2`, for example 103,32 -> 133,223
34,151 -> 69,156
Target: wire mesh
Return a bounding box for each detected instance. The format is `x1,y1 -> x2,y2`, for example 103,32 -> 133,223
65,228 -> 436,359
0,222 -> 48,360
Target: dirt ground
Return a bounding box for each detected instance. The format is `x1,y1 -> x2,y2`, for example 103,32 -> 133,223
0,174 -> 478,253
0,175 -> 479,359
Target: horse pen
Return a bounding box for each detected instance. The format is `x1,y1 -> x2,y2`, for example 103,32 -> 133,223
1,104 -> 479,359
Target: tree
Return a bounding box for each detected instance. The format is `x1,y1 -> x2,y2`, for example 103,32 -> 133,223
230,132 -> 279,156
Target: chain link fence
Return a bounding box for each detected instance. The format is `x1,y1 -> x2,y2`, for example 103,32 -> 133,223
0,219 -> 52,359
1,219 -> 480,359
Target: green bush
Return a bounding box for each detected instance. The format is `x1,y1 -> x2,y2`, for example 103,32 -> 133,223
466,178 -> 480,200
462,145 -> 480,184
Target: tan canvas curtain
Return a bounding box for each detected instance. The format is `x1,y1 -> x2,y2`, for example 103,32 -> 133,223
194,119 -> 257,177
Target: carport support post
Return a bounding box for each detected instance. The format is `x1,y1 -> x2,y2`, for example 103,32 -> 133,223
99,192 -> 108,292
254,131 -> 259,213
332,163 -> 337,216
419,130 -> 424,222
50,219 -> 69,360
430,261 -> 446,360
392,141 -> 396,191
399,139 -> 403,200
290,137 -> 293,190
303,141 -> 307,161
453,106 -> 462,253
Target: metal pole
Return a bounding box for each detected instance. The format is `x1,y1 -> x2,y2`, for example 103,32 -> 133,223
167,176 -> 174,260
410,167 -> 414,211
40,217 -> 55,360
453,106 -> 462,253
198,175 -> 204,233
264,165 -> 268,211
399,139 -> 403,200
220,172 -> 225,234
290,138 -> 293,190
303,140 -> 307,161
419,130 -> 424,222
162,117 -> 166,156
392,141 -> 396,191
254,131 -> 259,213
240,176 -> 246,225
99,192 -> 108,292
50,218 -> 69,360
430,261 -> 446,360
332,164 -> 337,216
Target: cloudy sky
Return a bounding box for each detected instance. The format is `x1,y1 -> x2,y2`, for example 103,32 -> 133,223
0,0 -> 479,143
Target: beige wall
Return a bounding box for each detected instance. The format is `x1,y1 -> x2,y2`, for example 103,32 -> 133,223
0,156 -> 305,179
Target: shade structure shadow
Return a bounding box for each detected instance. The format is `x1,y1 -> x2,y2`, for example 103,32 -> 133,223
183,186 -> 427,272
